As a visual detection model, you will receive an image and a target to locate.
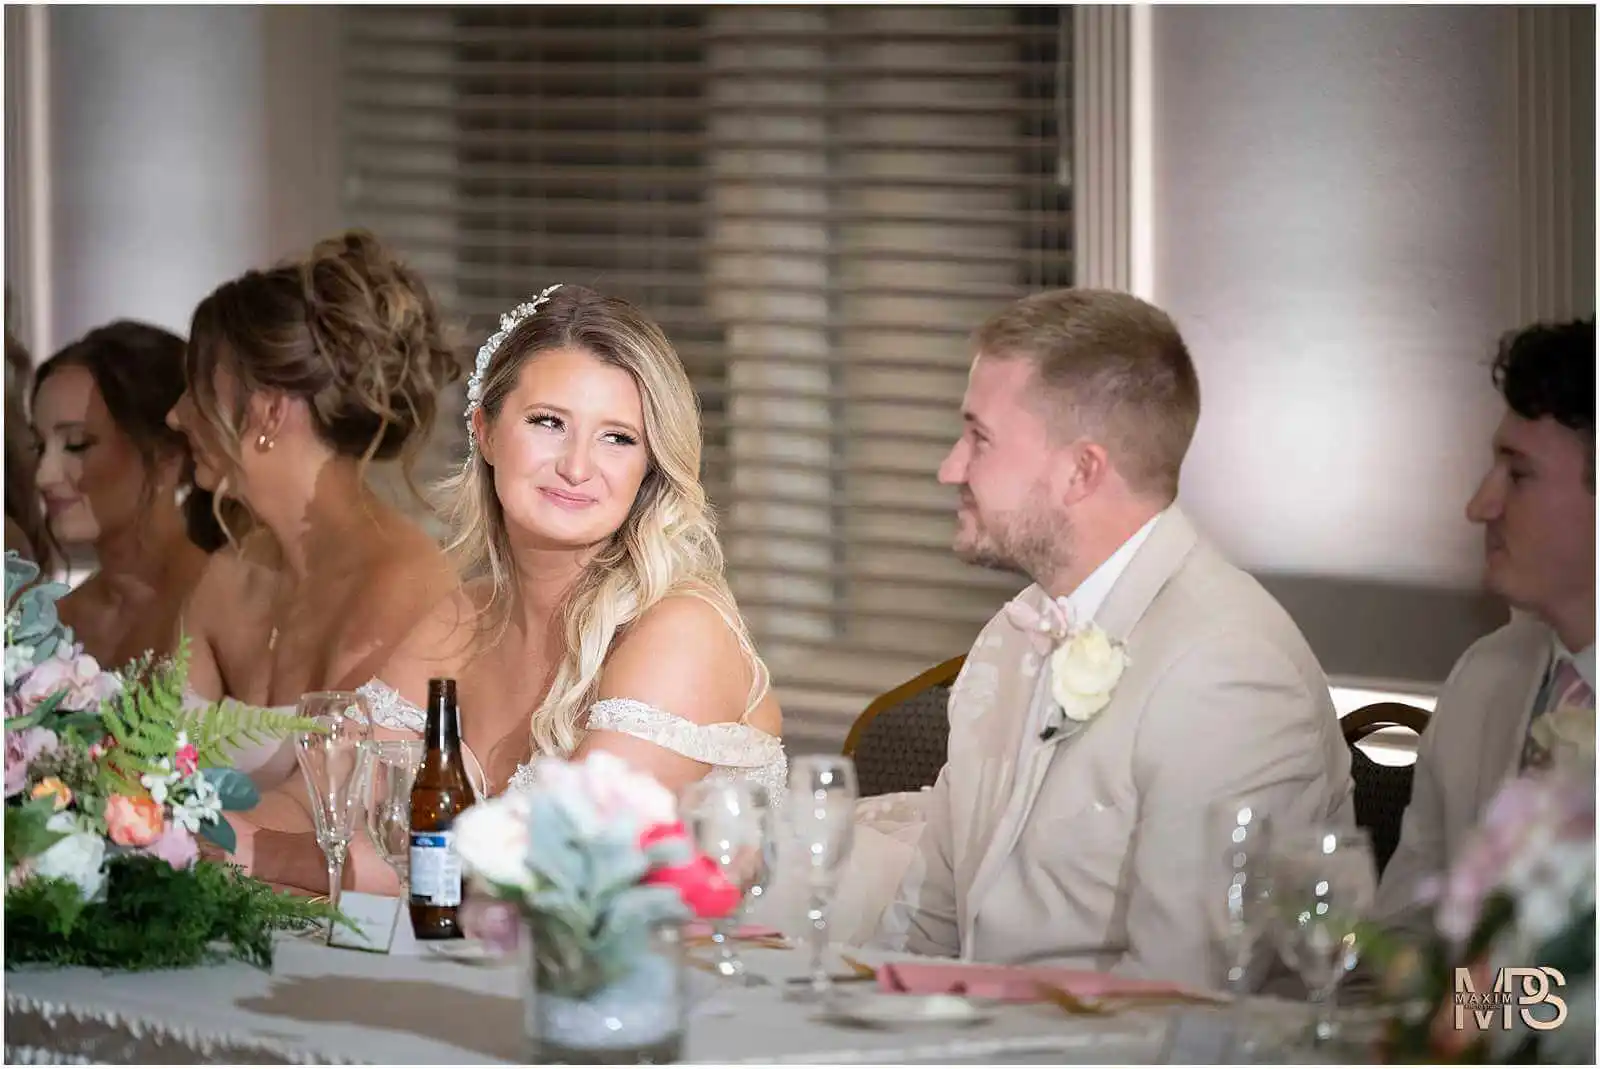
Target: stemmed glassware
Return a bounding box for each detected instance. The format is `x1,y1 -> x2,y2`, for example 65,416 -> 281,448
362,739 -> 425,900
293,691 -> 372,917
782,755 -> 858,1003
1211,798 -> 1275,995
1269,826 -> 1377,1047
680,779 -> 774,986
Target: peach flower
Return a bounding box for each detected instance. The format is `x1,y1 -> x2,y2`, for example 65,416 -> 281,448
104,794 -> 164,847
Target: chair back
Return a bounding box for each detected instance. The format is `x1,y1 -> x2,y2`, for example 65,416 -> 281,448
1341,701 -> 1431,876
843,656 -> 965,798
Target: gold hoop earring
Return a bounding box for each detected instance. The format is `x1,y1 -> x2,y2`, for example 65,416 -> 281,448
256,433 -> 274,452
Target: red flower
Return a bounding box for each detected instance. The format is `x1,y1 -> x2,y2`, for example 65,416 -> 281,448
639,821 -> 687,852
174,742 -> 200,778
644,853 -> 742,919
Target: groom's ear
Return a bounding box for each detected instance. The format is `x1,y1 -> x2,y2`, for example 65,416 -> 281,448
1058,439 -> 1111,507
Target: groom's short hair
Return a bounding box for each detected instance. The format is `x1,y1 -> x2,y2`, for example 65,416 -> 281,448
973,288 -> 1200,503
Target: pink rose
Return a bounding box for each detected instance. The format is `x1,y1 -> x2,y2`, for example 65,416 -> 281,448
139,824 -> 198,870
460,896 -> 522,955
104,795 -> 164,847
16,649 -> 119,715
644,852 -> 742,919
5,727 -> 58,797
174,742 -> 199,778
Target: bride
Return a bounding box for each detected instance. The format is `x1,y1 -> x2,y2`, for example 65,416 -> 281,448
235,284 -> 786,893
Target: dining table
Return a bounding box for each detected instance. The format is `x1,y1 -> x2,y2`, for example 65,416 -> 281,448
3,930 -> 1341,1064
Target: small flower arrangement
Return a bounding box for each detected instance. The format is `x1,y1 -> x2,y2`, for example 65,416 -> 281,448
1004,594 -> 1131,739
1375,762 -> 1595,1063
3,551 -> 336,970
453,751 -> 741,997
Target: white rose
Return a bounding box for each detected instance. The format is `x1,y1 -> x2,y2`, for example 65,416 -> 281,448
1049,626 -> 1129,723
453,792 -> 536,891
1532,705 -> 1596,770
33,813 -> 107,902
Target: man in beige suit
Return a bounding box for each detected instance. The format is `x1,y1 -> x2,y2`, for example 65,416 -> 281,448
1375,318 -> 1595,932
875,289 -> 1355,989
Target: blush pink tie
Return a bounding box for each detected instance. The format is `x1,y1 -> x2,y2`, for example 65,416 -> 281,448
1521,658 -> 1594,772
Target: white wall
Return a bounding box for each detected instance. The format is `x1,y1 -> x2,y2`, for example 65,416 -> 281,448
44,6 -> 341,354
1150,5 -> 1520,592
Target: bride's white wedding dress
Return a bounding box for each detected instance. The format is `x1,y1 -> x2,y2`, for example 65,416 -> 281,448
355,679 -> 789,802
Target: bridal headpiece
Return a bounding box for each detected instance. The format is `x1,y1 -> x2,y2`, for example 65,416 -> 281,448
463,283 -> 563,458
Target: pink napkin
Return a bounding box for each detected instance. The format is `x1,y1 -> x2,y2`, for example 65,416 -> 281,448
683,921 -> 786,940
876,961 -> 1215,1002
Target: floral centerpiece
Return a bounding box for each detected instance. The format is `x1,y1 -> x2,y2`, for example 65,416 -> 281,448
1375,760 -> 1594,1064
4,551 -> 337,970
454,751 -> 741,1063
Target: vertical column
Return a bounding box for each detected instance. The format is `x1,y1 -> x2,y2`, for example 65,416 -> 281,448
1512,5 -> 1596,323
49,6 -> 271,346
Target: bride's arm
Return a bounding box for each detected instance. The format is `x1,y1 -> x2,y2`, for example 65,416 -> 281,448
571,595 -> 761,794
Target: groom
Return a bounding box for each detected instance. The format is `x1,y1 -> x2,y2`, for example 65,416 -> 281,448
875,289 -> 1355,988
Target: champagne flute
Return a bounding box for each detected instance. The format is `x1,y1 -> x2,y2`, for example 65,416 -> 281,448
681,779 -> 773,986
783,755 -> 858,1003
1270,827 -> 1377,1047
1210,798 -> 1275,994
363,739 -> 425,898
294,692 -> 372,915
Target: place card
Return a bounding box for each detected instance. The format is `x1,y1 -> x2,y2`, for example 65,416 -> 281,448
328,892 -> 418,954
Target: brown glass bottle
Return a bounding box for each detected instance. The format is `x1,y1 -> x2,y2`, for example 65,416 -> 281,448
409,677 -> 476,940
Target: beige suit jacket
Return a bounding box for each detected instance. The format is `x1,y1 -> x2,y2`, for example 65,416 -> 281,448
1373,614 -> 1546,932
876,507 -> 1356,988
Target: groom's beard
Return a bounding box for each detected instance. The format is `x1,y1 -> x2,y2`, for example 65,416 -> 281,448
953,491 -> 1070,587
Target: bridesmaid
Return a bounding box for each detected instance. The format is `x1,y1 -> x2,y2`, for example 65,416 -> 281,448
31,321 -> 221,668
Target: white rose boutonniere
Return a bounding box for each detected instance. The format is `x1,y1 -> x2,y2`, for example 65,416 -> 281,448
1045,624 -> 1130,738
1531,704 -> 1597,771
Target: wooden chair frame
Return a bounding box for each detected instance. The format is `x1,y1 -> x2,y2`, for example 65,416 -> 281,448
1342,700 -> 1431,744
842,655 -> 967,758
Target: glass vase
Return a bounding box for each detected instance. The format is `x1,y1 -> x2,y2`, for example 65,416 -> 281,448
524,922 -> 685,1065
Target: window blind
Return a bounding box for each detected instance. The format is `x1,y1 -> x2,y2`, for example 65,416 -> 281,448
342,5 -> 1074,749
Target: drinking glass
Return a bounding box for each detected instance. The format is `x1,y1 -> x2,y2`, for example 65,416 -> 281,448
1210,798 -> 1275,994
783,755 -> 858,1003
681,779 -> 773,986
363,739 -> 425,898
1269,827 -> 1377,1047
294,692 -> 372,915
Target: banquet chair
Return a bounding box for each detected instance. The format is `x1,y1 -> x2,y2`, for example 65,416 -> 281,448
843,655 -> 965,798
1341,701 -> 1431,877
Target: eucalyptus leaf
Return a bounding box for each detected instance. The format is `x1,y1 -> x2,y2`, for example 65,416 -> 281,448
5,796 -> 71,867
198,815 -> 238,854
201,767 -> 260,811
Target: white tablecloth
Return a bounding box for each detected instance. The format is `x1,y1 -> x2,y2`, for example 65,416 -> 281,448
3,934 -> 1310,1064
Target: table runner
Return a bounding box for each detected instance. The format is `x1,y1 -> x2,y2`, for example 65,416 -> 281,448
4,935 -> 1301,1064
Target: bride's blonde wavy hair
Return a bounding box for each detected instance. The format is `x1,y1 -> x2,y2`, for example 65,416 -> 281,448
438,285 -> 769,757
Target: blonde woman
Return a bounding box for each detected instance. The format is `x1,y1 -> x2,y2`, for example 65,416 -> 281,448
235,285 -> 786,894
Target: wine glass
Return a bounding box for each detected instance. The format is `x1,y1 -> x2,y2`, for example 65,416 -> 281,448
1269,827 -> 1377,1047
1211,798 -> 1275,994
681,779 -> 773,986
783,755 -> 858,1003
363,739 -> 424,898
294,692 -> 372,915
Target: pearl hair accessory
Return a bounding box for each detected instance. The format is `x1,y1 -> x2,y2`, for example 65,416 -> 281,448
463,283 -> 562,460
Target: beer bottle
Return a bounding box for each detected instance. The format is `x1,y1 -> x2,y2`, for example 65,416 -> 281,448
409,677 -> 476,939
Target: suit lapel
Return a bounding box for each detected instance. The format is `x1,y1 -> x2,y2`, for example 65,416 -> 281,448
1091,507 -> 1200,647
958,585 -> 1053,947
1475,622 -> 1552,805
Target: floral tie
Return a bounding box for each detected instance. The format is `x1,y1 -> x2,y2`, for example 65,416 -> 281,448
1521,658 -> 1595,772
